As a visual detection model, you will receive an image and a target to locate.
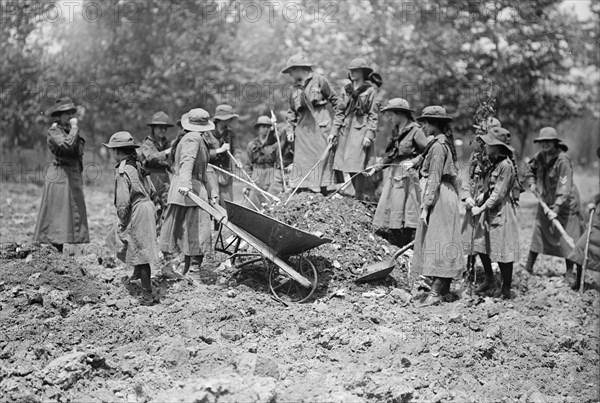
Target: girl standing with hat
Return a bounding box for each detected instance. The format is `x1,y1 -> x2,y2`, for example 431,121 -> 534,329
282,54 -> 339,193
469,127 -> 520,299
159,108 -> 214,276
524,127 -> 584,280
34,97 -> 89,252
411,106 -> 464,305
365,98 -> 430,247
329,57 -> 381,200
567,147 -> 600,290
104,131 -> 159,304
139,111 -> 174,222
243,116 -> 287,208
204,104 -> 241,207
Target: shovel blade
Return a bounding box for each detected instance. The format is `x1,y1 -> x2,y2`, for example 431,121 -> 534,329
355,259 -> 396,283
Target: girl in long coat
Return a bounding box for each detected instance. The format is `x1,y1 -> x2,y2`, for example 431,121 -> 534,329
330,58 -> 380,200
34,97 -> 89,252
243,116 -> 287,209
567,147 -> 600,289
104,131 -> 159,304
366,98 -> 430,247
411,106 -> 465,305
469,127 -> 520,299
159,108 -> 213,276
283,54 -> 339,192
524,127 -> 584,280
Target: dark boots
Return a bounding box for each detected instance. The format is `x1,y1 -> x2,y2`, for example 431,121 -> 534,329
523,251 -> 538,274
421,277 -> 443,306
570,265 -> 583,291
390,228 -> 416,248
493,263 -> 513,300
181,255 -> 204,276
137,264 -> 158,305
475,253 -> 496,294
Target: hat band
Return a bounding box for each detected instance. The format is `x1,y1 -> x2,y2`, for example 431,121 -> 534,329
189,118 -> 210,125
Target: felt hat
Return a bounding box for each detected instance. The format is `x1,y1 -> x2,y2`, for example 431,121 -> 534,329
147,111 -> 174,127
416,105 -> 453,122
181,108 -> 215,132
253,115 -> 273,129
281,54 -> 313,74
478,127 -> 514,152
213,104 -> 239,121
49,97 -> 77,117
103,131 -> 139,148
533,127 -> 568,151
380,98 -> 415,114
347,57 -> 374,76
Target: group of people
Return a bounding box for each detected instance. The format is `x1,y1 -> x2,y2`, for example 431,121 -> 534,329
33,54 -> 599,306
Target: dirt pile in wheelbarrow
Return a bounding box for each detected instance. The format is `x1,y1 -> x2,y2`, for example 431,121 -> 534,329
266,193 -> 398,281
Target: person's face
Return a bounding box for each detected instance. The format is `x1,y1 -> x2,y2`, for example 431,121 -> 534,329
153,125 -> 168,137
110,149 -> 119,163
421,120 -> 439,137
539,140 -> 557,154
485,143 -> 500,158
216,119 -> 232,133
289,67 -> 307,81
258,125 -> 270,138
59,110 -> 76,126
349,68 -> 364,82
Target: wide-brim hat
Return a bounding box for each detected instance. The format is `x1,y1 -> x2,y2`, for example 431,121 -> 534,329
49,97 -> 77,117
147,111 -> 174,127
103,131 -> 139,148
181,108 -> 215,132
281,54 -> 313,74
213,104 -> 239,121
478,127 -> 514,152
347,58 -> 374,76
416,105 -> 453,122
533,127 -> 568,151
253,115 -> 273,129
380,98 -> 414,114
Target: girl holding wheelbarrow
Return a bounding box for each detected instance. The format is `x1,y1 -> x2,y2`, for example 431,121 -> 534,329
469,127 -> 520,299
411,106 -> 464,306
104,131 -> 159,305
524,127 -> 584,282
365,98 -> 430,247
159,108 -> 213,276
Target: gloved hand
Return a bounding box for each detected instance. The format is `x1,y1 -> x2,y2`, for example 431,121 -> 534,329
471,206 -> 485,216
69,118 -> 78,128
217,143 -> 231,154
364,167 -> 377,177
178,187 -> 190,196
546,209 -> 558,221
327,133 -> 337,144
465,197 -> 476,209
362,137 -> 372,148
587,202 -> 597,212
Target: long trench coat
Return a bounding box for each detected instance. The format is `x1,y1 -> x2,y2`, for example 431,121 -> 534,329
373,122 -> 430,230
331,82 -> 379,173
470,157 -> 520,263
527,151 -> 583,258
568,195 -> 600,271
138,135 -> 171,212
412,135 -> 465,279
286,72 -> 338,189
34,122 -> 89,244
203,128 -> 238,207
158,131 -> 212,256
107,159 -> 159,265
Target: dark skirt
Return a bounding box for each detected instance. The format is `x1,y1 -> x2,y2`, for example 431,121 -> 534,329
530,205 -> 583,258
373,167 -> 420,230
159,204 -> 212,256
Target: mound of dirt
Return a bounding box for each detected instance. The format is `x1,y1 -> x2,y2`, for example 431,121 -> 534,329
266,193 -> 398,281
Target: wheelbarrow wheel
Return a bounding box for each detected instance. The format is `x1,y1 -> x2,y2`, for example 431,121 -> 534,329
268,255 -> 318,303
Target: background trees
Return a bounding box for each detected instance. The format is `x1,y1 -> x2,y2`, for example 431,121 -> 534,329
1,0 -> 598,163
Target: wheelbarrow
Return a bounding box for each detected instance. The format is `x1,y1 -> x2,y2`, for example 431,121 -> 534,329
186,193 -> 331,303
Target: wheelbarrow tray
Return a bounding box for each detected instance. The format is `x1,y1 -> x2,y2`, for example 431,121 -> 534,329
224,200 -> 331,257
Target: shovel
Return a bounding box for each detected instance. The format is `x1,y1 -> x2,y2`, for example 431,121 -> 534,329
355,240 -> 415,283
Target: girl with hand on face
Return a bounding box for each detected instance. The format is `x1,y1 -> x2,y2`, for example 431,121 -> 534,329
411,106 -> 464,306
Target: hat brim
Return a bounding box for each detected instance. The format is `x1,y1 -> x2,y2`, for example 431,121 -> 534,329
281,64 -> 313,74
102,142 -> 140,149
381,106 -> 415,114
416,115 -> 453,122
147,122 -> 174,127
50,106 -> 77,117
478,134 -> 514,152
213,114 -> 239,121
181,114 -> 216,132
253,123 -> 273,129
533,137 -> 568,151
